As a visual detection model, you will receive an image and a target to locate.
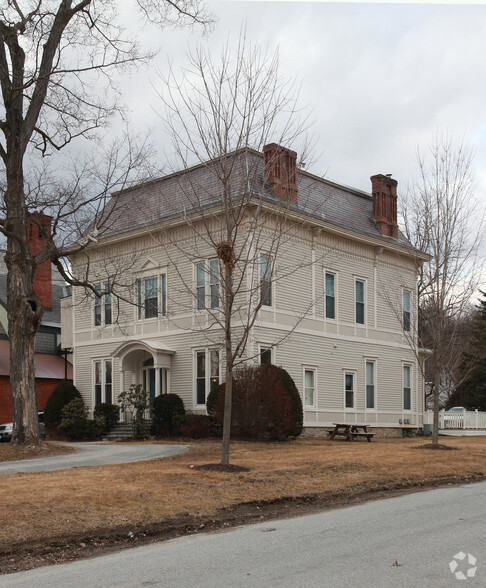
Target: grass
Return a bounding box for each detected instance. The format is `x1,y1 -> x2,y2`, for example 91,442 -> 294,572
1,436 -> 486,551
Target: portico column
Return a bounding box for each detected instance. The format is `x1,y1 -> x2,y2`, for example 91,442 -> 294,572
155,365 -> 161,397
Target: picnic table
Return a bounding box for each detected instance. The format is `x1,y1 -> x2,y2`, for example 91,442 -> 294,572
328,423 -> 374,442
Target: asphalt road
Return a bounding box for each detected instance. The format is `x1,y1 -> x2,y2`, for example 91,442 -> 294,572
0,442 -> 188,475
2,479 -> 485,587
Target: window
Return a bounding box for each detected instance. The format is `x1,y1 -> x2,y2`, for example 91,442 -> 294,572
94,282 -> 112,327
325,272 -> 336,319
260,347 -> 272,365
304,369 -> 316,407
196,349 -> 220,405
345,372 -> 355,409
403,290 -> 411,332
260,253 -> 273,307
137,275 -> 166,319
365,361 -> 375,409
355,279 -> 365,324
196,259 -> 219,310
403,365 -> 411,410
94,359 -> 112,405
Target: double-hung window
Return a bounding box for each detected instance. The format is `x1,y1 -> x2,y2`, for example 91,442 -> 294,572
403,365 -> 412,410
260,346 -> 272,365
196,259 -> 219,310
195,349 -> 220,405
365,361 -> 375,409
94,282 -> 112,327
402,290 -> 411,332
325,272 -> 336,319
137,275 -> 166,319
355,279 -> 365,325
304,368 -> 316,407
260,253 -> 273,307
345,372 -> 355,409
94,359 -> 112,405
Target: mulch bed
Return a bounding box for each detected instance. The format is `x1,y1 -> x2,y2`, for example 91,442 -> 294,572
193,463 -> 250,472
415,444 -> 459,450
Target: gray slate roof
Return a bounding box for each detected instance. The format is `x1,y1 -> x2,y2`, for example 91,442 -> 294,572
93,148 -> 413,249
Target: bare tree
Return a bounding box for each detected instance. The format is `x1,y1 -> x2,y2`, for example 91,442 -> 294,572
155,37 -> 318,464
402,136 -> 485,445
0,0 -> 212,446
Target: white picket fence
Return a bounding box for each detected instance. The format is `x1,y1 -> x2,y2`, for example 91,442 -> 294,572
424,409 -> 486,430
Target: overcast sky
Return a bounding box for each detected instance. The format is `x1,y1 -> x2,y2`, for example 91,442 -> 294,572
114,0 -> 486,211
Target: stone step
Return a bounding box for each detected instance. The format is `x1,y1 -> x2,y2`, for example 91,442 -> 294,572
105,420 -> 152,440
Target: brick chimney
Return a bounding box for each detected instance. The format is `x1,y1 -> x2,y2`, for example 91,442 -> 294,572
263,143 -> 298,204
370,174 -> 398,239
27,212 -> 52,309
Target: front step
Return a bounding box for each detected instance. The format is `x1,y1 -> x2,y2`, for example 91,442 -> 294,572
105,420 -> 152,440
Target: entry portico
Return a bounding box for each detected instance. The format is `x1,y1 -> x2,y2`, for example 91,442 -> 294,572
112,340 -> 175,401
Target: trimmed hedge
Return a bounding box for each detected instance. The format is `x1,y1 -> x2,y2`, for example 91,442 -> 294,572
44,380 -> 82,430
152,393 -> 186,436
94,403 -> 120,435
207,364 -> 303,439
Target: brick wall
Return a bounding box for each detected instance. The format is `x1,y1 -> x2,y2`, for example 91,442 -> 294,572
0,377 -> 67,423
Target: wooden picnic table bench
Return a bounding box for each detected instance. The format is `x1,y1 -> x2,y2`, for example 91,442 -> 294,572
328,423 -> 374,442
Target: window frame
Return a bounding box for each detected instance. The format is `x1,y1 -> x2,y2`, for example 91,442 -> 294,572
324,271 -> 336,320
260,253 -> 273,308
303,367 -> 317,408
355,278 -> 366,325
365,360 -> 376,410
195,259 -> 220,311
402,290 -> 411,332
403,364 -> 412,411
93,359 -> 113,406
136,274 -> 167,320
259,345 -> 273,366
344,371 -> 356,410
195,348 -> 220,407
94,282 -> 112,327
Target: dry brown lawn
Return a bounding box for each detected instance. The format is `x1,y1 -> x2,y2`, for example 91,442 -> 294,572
1,436 -> 486,552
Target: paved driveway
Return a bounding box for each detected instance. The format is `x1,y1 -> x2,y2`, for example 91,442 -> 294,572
0,442 -> 188,475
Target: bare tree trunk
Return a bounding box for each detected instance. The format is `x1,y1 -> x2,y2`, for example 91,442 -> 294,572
5,164 -> 43,446
432,364 -> 440,446
221,254 -> 234,465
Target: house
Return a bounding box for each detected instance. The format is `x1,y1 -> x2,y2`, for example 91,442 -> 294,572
0,214 -> 73,423
65,144 -> 428,434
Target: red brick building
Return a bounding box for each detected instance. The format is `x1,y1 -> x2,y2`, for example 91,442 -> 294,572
0,214 -> 73,423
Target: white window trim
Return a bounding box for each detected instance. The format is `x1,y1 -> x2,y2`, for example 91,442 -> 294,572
324,269 -> 337,321
93,358 -> 113,406
402,289 -> 411,333
355,277 -> 367,326
259,252 -> 275,309
194,348 -> 221,407
343,369 -> 357,411
364,359 -> 377,411
135,273 -> 167,321
259,344 -> 274,365
402,363 -> 412,412
303,366 -> 317,408
194,258 -> 220,312
93,282 -> 113,328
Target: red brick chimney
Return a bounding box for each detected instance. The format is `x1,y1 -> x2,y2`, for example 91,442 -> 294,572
370,174 -> 398,239
263,143 -> 298,204
27,212 -> 52,309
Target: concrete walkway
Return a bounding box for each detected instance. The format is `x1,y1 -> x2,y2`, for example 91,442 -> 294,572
0,442 -> 188,475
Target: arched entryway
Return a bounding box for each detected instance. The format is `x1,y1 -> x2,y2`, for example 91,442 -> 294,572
112,340 -> 175,411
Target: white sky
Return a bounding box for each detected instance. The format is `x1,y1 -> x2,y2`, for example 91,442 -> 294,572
113,0 -> 486,209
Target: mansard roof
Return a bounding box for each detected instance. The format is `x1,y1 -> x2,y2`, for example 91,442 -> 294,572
93,147 -> 414,250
